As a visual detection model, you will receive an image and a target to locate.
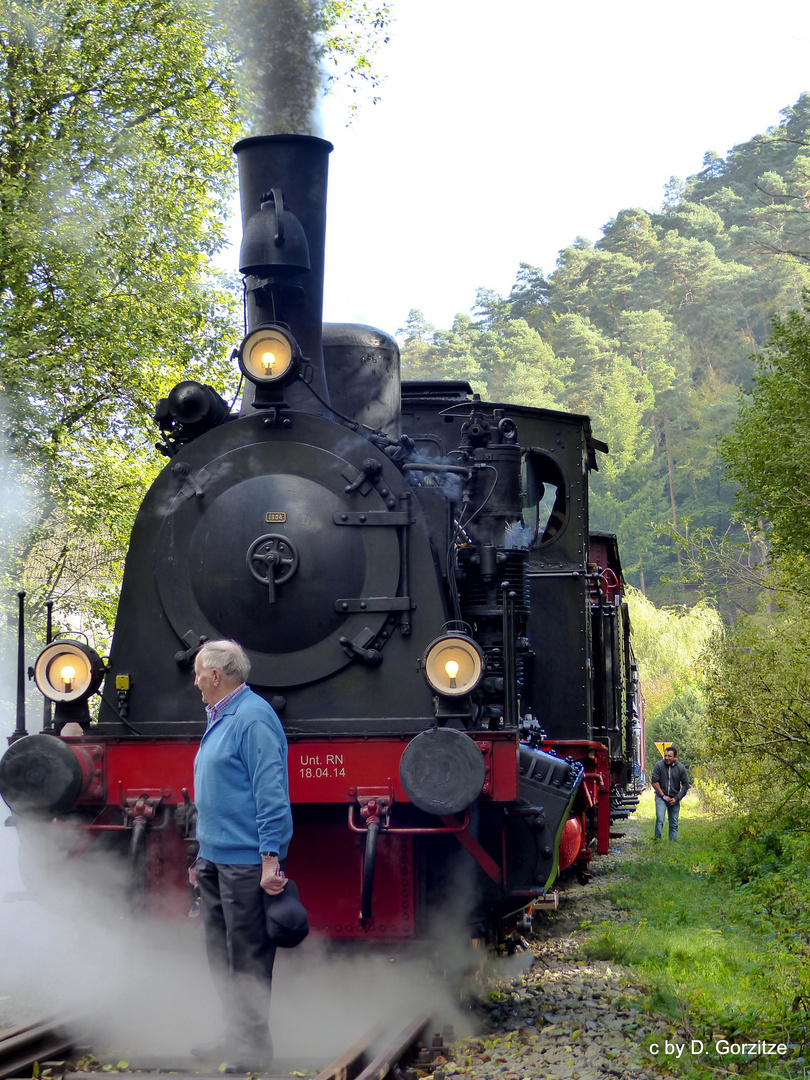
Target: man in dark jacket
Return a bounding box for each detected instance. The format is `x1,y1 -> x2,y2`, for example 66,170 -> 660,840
651,746 -> 689,840
191,639 -> 292,1073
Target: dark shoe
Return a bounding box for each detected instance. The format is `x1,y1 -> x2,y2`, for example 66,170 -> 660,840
223,1041 -> 273,1074
190,1038 -> 232,1061
223,1058 -> 273,1074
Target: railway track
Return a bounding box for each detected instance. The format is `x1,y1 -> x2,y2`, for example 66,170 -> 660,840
0,1011 -> 435,1080
0,1016 -> 80,1080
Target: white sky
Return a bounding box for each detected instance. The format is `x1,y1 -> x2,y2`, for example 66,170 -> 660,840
223,0 -> 810,337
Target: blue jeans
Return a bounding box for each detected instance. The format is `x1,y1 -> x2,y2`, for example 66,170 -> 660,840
655,794 -> 681,840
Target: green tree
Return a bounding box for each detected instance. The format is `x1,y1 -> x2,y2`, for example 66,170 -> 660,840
474,318 -> 568,406
471,286 -> 512,331
0,0 -> 242,633
614,310 -> 691,533
703,585 -> 810,817
398,308 -> 438,380
587,353 -> 670,591
626,586 -> 721,771
666,374 -> 741,540
508,262 -> 550,332
722,295 -> 810,576
550,313 -> 617,417
430,313 -> 486,391
702,277 -> 810,814
598,207 -> 660,262
550,241 -> 639,333
551,316 -> 673,590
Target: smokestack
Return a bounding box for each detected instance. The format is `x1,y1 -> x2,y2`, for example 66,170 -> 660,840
234,135 -> 333,414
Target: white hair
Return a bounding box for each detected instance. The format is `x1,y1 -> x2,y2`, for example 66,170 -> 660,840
196,640 -> 251,683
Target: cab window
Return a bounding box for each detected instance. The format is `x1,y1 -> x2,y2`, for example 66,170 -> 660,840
521,451 -> 567,547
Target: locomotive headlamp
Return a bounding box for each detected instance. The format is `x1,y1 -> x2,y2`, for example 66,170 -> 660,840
34,640 -> 105,704
423,635 -> 484,697
238,325 -> 299,385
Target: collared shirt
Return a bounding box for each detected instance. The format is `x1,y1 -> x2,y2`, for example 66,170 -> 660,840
205,682 -> 247,728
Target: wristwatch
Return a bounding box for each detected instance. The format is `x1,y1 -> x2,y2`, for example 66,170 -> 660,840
261,851 -> 278,858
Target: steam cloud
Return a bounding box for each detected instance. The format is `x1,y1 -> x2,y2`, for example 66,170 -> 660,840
0,835 -> 475,1062
216,0 -> 325,136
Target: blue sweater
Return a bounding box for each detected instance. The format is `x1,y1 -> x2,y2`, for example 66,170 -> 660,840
194,686 -> 292,864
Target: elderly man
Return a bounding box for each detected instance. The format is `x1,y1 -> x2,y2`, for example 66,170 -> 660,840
191,639 -> 292,1073
651,746 -> 690,841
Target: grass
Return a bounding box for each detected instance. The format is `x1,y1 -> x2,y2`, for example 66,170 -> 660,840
578,791 -> 810,1079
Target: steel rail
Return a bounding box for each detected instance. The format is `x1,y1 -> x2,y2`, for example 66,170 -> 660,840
313,1012 -> 432,1080
0,1016 -> 78,1080
354,1013 -> 432,1080
0,1011 -> 431,1080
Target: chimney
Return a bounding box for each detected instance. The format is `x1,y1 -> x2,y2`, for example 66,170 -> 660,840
233,134 -> 333,414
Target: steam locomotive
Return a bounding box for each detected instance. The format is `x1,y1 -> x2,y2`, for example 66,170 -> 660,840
0,135 -> 642,946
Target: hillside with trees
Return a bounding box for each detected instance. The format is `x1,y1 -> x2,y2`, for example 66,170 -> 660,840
400,94 -> 810,604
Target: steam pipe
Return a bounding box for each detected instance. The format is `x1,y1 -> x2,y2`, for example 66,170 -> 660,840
127,818 -> 148,913
401,462 -> 472,477
502,583 -> 518,728
360,820 -> 379,923
12,591 -> 26,742
399,491 -> 412,636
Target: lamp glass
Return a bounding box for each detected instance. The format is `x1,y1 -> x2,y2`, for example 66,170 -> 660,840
35,642 -> 94,703
242,328 -> 294,383
424,636 -> 483,697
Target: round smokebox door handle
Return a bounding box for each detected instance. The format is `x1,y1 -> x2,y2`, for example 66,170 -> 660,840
246,534 -> 300,603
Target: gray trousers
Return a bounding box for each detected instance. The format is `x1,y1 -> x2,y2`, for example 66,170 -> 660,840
197,859 -> 278,1054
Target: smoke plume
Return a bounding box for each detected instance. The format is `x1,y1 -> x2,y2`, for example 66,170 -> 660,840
216,0 -> 325,135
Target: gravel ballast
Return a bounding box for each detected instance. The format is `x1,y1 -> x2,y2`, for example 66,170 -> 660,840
434,821 -> 684,1080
